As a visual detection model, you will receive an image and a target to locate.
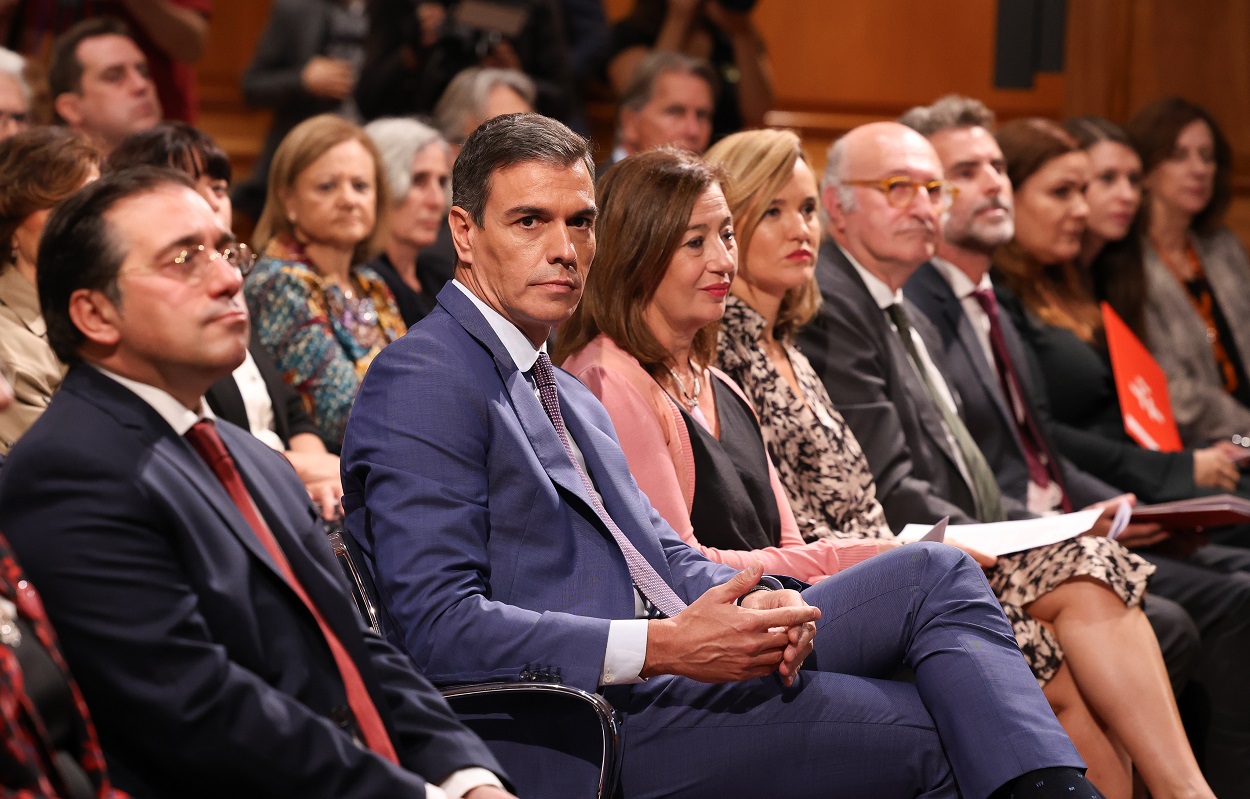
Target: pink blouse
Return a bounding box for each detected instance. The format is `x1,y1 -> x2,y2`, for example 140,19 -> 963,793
561,335 -> 881,582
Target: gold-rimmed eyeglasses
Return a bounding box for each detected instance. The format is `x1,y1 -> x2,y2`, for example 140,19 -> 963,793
166,243 -> 256,283
843,177 -> 959,210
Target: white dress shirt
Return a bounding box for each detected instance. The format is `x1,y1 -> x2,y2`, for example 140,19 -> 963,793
230,350 -> 286,451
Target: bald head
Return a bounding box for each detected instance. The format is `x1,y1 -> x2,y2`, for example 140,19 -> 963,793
822,122 -> 944,290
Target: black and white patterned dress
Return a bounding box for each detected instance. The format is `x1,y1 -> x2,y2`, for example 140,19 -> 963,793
718,295 -> 1154,684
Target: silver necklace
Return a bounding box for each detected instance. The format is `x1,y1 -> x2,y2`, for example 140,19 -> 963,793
666,361 -> 702,407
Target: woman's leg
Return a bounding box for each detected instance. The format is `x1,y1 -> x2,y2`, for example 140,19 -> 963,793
1042,656 -> 1131,799
1026,577 -> 1213,799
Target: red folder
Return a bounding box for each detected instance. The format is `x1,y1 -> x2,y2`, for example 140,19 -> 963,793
1131,494 -> 1250,530
1101,302 -> 1183,452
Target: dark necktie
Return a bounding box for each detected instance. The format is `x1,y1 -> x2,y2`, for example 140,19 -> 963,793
972,288 -> 1071,512
886,303 -> 1006,522
185,420 -> 399,763
531,353 -> 688,618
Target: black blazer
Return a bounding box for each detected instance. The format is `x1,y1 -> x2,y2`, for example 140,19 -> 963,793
796,241 -> 1029,530
0,366 -> 502,798
206,344 -> 320,447
904,262 -> 1119,508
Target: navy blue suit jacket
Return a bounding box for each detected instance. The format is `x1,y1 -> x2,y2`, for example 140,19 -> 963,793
341,285 -> 736,693
904,262 -> 1119,508
0,365 -> 499,799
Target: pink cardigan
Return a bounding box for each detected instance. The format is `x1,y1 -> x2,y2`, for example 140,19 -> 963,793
561,335 -> 879,582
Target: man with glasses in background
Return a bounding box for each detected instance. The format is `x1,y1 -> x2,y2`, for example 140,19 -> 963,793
797,121 -> 1022,528
0,166 -> 514,799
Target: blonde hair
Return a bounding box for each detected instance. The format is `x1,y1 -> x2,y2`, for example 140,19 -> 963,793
253,114 -> 389,264
704,129 -> 821,339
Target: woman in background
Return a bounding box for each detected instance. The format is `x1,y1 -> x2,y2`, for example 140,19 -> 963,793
1128,98 -> 1250,446
0,127 -> 98,455
362,117 -> 451,327
245,114 -> 405,452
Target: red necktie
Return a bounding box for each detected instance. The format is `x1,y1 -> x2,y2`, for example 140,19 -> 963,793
185,420 -> 399,763
971,289 -> 1071,512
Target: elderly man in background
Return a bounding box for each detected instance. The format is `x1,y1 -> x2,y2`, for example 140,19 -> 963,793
605,50 -> 715,166
0,47 -> 30,139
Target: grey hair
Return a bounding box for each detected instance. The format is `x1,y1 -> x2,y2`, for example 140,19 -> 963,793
0,47 -> 31,105
432,68 -> 536,145
619,51 -> 717,114
897,94 -> 996,137
821,135 -> 856,214
364,116 -> 450,205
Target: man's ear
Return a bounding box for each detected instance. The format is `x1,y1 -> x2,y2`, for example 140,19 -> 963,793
67,288 -> 122,351
447,206 -> 475,270
53,92 -> 83,127
822,185 -> 847,234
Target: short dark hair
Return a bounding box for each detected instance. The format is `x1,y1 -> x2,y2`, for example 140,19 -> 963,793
107,121 -> 232,183
1125,96 -> 1232,235
897,94 -> 995,137
48,16 -> 133,100
452,112 -> 593,227
39,166 -> 195,364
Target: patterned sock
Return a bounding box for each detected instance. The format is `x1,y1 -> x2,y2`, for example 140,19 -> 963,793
990,767 -> 1106,799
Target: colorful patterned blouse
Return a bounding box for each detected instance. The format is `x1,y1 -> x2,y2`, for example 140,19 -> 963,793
244,235 -> 407,450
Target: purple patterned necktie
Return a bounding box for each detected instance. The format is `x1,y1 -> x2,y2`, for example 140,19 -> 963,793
532,353 -> 687,617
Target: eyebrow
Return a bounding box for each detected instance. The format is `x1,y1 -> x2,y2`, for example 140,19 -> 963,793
505,204 -> 597,219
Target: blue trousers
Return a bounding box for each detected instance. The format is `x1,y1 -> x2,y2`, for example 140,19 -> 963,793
610,543 -> 1082,799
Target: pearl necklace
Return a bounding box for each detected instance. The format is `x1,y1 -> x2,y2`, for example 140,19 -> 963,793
666,361 -> 702,407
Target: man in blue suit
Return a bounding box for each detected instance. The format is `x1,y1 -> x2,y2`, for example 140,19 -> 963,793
0,167 -> 514,799
342,112 -> 1104,799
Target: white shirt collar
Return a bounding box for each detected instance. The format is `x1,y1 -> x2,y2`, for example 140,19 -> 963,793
841,244 -> 904,310
92,365 -> 213,435
451,279 -> 547,372
931,257 -> 992,300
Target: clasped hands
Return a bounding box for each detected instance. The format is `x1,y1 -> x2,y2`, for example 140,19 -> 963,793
641,562 -> 819,687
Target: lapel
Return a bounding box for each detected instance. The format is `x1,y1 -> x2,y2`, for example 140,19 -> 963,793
436,285 -> 616,517
249,344 -> 293,442
910,263 -> 1016,435
1196,232 -> 1250,373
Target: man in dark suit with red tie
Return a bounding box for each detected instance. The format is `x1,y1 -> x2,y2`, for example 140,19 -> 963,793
0,166 -> 515,799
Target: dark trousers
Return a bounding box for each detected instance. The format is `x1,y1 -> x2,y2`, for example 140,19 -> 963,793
611,544 -> 1081,799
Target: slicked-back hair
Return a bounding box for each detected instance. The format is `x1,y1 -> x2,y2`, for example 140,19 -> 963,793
39,166 -> 195,364
704,128 -> 821,339
0,127 -> 99,271
48,16 -> 133,101
552,147 -> 725,376
897,94 -> 996,137
1126,96 -> 1232,235
452,112 -> 593,228
107,121 -> 232,182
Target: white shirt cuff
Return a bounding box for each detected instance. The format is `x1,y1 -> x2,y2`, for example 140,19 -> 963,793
436,766 -> 505,798
601,619 -> 649,685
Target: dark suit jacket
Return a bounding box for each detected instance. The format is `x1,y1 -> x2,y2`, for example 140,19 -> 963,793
206,344 -> 320,447
904,261 -> 1119,508
796,241 -> 1028,530
0,366 -> 500,799
341,284 -> 736,692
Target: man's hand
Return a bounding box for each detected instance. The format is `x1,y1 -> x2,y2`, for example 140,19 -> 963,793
305,478 -> 343,520
739,584 -> 816,686
1082,493 -> 1170,548
641,563 -> 820,684
300,57 -> 355,99
1194,445 -> 1240,491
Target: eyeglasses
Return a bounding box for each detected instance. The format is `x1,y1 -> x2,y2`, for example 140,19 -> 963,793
843,177 -> 958,210
165,243 -> 255,283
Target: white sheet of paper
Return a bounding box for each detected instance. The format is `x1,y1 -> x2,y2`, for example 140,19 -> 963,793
919,516 -> 949,543
897,508 -> 1104,557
